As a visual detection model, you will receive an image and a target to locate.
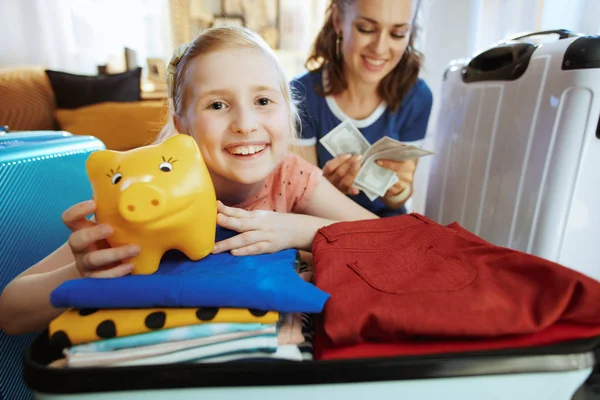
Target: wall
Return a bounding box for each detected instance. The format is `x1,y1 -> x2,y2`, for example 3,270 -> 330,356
540,0 -> 600,34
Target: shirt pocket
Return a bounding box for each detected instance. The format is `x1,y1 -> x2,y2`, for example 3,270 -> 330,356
346,238 -> 476,295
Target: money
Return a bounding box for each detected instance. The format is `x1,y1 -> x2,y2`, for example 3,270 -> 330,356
353,161 -> 397,197
319,120 -> 371,158
366,145 -> 434,163
354,174 -> 399,201
363,136 -> 408,159
319,120 -> 434,201
352,181 -> 378,201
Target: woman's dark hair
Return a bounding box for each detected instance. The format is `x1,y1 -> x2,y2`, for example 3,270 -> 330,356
305,0 -> 423,111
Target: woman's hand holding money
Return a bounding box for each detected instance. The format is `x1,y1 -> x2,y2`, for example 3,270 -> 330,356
322,154 -> 362,196
376,158 -> 417,208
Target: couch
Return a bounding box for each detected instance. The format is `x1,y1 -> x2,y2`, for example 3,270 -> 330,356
0,67 -> 167,150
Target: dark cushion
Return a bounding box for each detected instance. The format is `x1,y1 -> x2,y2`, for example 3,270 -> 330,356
45,68 -> 142,109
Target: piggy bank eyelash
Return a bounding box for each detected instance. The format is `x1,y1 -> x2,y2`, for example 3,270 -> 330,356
106,166 -> 123,185
160,156 -> 178,172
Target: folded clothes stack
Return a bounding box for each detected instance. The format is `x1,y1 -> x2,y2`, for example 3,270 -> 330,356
48,228 -> 328,368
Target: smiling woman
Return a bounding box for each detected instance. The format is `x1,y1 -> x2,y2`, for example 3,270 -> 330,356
308,0 -> 418,110
291,0 -> 433,218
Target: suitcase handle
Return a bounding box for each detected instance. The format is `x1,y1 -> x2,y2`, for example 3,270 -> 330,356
509,29 -> 576,41
463,42 -> 536,82
467,43 -> 533,72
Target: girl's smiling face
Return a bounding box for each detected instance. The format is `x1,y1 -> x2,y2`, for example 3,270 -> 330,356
179,47 -> 291,187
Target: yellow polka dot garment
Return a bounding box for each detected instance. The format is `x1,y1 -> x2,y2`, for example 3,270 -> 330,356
49,307 -> 280,346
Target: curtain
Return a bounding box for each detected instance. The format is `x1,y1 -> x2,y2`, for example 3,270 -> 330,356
169,0 -> 193,51
0,0 -> 171,75
0,0 -> 78,71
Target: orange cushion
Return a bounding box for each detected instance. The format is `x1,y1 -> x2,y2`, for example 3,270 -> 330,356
0,67 -> 56,131
55,101 -> 168,151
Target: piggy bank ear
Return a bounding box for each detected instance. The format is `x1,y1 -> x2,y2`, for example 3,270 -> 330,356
86,149 -> 118,179
162,133 -> 200,155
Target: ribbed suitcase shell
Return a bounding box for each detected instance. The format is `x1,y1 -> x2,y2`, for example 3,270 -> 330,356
0,132 -> 105,400
0,131 -> 72,148
425,34 -> 600,281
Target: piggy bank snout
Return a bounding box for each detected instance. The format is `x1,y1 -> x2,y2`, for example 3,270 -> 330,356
118,183 -> 166,223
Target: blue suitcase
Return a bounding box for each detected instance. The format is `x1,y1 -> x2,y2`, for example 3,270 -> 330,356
0,131 -> 105,400
0,131 -> 73,148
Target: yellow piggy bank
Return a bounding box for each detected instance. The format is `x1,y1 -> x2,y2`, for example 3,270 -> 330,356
86,134 -> 217,275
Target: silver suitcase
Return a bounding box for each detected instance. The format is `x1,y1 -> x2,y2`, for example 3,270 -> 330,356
425,30 -> 600,281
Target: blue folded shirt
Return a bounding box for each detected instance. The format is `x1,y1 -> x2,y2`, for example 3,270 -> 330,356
51,227 -> 330,313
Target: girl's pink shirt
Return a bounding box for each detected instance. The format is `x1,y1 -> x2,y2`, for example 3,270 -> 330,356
233,153 -> 323,213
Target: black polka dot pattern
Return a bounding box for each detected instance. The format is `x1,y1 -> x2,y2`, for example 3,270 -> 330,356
248,308 -> 268,317
196,307 -> 219,321
79,308 -> 99,316
97,320 -> 117,338
49,330 -> 71,349
145,311 -> 166,330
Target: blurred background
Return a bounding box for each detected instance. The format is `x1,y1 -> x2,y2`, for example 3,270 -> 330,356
1,0 -> 599,212
2,0 -> 599,108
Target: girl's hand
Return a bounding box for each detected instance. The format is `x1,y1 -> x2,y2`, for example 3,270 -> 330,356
376,159 -> 418,207
213,201 -> 297,256
61,200 -> 140,278
322,154 -> 362,196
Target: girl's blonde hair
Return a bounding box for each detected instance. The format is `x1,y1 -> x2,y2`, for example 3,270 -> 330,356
155,26 -> 299,144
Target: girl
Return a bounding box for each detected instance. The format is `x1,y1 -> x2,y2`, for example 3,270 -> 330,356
291,0 -> 433,217
0,26 -> 377,335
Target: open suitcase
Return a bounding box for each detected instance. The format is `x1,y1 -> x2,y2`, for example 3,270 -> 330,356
4,130 -> 599,397
22,331 -> 600,399
0,131 -> 105,400
424,30 -> 600,282
11,135 -> 600,398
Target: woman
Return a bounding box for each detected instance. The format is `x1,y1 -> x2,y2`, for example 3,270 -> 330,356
291,0 -> 432,217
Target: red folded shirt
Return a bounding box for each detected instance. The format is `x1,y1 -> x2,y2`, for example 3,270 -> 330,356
315,322 -> 600,360
313,214 -> 600,348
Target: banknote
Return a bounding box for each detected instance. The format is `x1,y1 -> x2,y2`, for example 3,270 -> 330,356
353,161 -> 397,197
362,136 -> 409,160
352,181 -> 378,201
319,119 -> 371,158
353,174 -> 399,201
367,146 -> 434,163
319,121 -> 434,201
